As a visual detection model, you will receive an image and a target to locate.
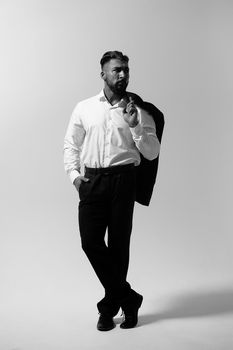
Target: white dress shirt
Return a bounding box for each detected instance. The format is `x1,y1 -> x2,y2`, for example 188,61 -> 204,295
64,90 -> 160,183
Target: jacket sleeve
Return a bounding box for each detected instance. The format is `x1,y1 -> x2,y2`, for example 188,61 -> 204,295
63,104 -> 85,183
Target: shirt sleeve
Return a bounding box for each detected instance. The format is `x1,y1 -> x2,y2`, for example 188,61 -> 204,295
63,104 -> 86,183
130,107 -> 160,160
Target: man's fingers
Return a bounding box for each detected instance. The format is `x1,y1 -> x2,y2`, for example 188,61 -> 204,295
74,176 -> 89,189
129,96 -> 134,103
127,97 -> 135,109
127,103 -> 136,115
128,97 -> 135,108
79,176 -> 89,182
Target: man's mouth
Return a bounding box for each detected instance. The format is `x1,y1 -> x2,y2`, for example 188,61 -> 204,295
116,80 -> 127,87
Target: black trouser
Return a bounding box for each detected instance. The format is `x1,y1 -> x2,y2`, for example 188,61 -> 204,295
78,164 -> 136,316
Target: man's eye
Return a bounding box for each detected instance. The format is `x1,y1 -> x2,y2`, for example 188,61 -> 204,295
112,68 -> 129,74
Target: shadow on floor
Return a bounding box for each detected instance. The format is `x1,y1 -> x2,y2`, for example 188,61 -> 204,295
140,286 -> 233,326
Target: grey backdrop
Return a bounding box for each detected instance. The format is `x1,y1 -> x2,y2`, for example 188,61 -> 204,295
1,1 -> 233,349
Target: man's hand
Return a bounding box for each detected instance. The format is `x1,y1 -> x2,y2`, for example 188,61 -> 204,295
123,96 -> 139,128
73,176 -> 89,191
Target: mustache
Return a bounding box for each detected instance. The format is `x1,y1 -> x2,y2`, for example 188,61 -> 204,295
116,79 -> 127,84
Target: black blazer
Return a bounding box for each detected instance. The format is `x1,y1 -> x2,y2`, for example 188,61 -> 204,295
127,92 -> 165,206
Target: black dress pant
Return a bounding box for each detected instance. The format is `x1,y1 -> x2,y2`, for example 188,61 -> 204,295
78,164 -> 136,316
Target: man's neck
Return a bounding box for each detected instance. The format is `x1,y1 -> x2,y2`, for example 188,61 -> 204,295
103,87 -> 126,106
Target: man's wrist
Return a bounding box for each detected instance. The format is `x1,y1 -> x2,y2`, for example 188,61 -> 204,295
73,177 -> 79,186
70,170 -> 81,184
130,122 -> 143,137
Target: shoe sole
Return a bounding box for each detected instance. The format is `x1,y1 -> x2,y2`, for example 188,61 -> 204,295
97,323 -> 116,331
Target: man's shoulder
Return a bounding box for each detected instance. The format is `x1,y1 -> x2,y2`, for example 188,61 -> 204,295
76,93 -> 100,109
127,91 -> 164,118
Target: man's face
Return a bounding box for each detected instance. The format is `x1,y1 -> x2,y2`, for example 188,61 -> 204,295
101,59 -> 129,94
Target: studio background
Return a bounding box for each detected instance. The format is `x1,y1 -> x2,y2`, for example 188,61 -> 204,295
1,1 -> 233,349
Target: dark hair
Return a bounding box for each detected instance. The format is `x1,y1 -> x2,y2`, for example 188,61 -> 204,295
100,51 -> 129,68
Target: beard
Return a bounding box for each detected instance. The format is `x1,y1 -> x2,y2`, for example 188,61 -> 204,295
106,77 -> 128,95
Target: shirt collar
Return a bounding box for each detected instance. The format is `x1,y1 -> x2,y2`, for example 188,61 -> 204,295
98,90 -> 107,102
98,89 -> 127,109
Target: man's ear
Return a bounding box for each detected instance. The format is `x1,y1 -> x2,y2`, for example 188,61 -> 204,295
100,71 -> 106,80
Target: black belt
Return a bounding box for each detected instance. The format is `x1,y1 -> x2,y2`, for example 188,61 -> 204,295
85,163 -> 135,176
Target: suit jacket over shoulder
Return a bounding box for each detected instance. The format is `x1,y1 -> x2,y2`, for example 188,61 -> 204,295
127,92 -> 165,206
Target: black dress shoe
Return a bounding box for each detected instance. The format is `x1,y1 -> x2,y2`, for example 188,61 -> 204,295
120,293 -> 143,329
97,314 -> 115,331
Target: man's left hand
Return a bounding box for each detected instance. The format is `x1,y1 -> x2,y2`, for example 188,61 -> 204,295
123,97 -> 139,128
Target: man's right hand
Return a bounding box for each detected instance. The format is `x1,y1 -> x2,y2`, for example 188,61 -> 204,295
73,176 -> 89,192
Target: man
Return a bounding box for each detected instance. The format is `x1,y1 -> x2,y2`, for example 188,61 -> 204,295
64,51 -> 161,331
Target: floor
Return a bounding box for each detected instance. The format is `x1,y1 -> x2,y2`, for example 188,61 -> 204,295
1,284 -> 233,350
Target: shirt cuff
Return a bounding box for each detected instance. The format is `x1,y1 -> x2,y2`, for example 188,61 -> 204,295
69,169 -> 81,184
130,123 -> 144,138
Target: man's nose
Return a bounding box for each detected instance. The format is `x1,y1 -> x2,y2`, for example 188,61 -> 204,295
119,70 -> 127,79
